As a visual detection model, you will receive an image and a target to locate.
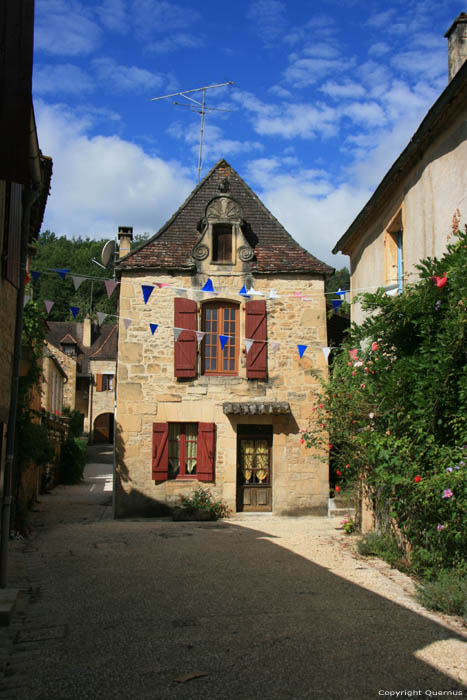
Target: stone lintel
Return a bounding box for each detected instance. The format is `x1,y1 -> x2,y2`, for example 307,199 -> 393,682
222,401 -> 291,415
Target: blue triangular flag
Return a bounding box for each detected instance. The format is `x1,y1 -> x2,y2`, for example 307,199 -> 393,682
219,335 -> 229,350
70,306 -> 80,318
30,270 -> 42,282
55,268 -> 70,280
142,285 -> 154,304
202,279 -> 214,293
150,323 -> 158,335
297,344 -> 307,358
239,284 -> 250,298
335,288 -> 348,297
332,299 -> 343,312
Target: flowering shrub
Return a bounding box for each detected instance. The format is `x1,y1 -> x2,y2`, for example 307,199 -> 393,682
340,514 -> 355,535
303,224 -> 467,575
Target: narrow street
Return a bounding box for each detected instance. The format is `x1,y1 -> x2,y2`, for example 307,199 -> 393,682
1,445 -> 465,700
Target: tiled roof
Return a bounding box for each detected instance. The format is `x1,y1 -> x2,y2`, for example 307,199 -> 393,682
45,322 -> 117,376
116,159 -> 333,276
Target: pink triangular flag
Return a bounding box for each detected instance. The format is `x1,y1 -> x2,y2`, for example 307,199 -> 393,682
270,342 -> 280,353
105,280 -> 119,298
72,275 -> 86,291
44,300 -> 55,315
174,328 -> 183,341
122,318 -> 132,330
155,282 -> 171,288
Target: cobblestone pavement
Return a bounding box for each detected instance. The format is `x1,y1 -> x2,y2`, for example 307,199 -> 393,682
1,445 -> 465,700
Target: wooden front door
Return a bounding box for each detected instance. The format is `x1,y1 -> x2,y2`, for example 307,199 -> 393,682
237,427 -> 272,512
94,413 -> 114,443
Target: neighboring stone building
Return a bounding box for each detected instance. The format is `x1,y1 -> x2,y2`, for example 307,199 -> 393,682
114,159 -> 333,517
333,12 -> 467,324
45,319 -> 117,442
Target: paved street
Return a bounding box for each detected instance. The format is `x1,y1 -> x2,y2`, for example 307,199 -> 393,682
1,445 -> 466,700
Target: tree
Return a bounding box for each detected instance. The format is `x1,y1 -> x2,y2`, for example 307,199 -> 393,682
303,225 -> 467,575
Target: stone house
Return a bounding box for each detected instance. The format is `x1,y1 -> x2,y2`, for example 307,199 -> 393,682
114,159 -> 333,517
333,13 -> 467,324
45,319 -> 117,442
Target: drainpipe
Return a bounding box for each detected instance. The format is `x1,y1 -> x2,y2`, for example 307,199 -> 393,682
0,183 -> 40,587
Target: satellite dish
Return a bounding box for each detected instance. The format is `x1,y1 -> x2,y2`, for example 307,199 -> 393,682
101,240 -> 117,268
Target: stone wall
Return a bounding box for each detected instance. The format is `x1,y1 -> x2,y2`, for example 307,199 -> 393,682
89,359 -> 116,435
45,343 -> 77,410
115,271 -> 329,517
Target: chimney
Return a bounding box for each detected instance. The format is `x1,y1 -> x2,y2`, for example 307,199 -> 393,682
83,315 -> 92,348
118,226 -> 133,259
445,12 -> 467,81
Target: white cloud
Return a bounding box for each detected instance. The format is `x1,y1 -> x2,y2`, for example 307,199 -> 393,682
284,57 -> 349,87
391,48 -> 445,80
343,101 -> 386,127
254,103 -> 339,139
92,58 -> 164,93
33,64 -> 95,95
35,0 -> 102,56
147,33 -> 204,53
35,100 -> 194,240
320,80 -> 366,99
131,0 -> 200,40
246,0 -> 287,45
368,42 -> 390,57
96,0 -> 129,33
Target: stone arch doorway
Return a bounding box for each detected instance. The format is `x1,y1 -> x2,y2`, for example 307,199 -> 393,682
93,413 -> 114,444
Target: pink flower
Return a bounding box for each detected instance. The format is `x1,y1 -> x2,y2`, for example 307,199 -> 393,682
437,524 -> 445,531
371,342 -> 379,352
442,489 -> 453,499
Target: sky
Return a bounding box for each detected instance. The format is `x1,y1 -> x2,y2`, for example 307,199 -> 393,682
33,0 -> 464,268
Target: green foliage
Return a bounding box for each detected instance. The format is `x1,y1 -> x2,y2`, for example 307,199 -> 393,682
326,267 -> 350,295
30,231 -> 117,322
180,486 -> 231,520
62,407 -> 84,438
16,414 -> 55,471
340,514 -> 356,534
60,437 -> 87,484
303,225 -> 467,575
357,532 -> 408,569
416,570 -> 467,621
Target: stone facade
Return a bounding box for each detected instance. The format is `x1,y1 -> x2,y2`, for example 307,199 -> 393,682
115,160 -> 332,518
89,359 -> 116,438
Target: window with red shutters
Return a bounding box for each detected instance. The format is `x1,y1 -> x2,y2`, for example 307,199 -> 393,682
152,422 -> 215,483
245,299 -> 267,379
174,298 -> 197,378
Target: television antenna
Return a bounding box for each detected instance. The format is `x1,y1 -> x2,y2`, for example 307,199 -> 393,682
151,81 -> 234,183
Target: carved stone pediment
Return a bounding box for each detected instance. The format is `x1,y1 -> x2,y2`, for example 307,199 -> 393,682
206,197 -> 243,221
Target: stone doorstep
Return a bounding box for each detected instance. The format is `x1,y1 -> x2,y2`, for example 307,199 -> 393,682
329,508 -> 356,519
0,590 -> 19,627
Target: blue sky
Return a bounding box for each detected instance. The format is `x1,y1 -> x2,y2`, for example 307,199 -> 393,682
33,0 -> 464,267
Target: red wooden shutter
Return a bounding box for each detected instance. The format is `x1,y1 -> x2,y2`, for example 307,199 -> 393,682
5,183 -> 22,288
152,422 -> 169,481
197,422 -> 215,482
174,298 -> 197,378
245,300 -> 267,379
95,374 -> 103,392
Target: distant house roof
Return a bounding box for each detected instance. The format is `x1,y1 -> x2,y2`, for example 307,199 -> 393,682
333,60 -> 467,255
46,322 -> 117,376
116,159 -> 333,277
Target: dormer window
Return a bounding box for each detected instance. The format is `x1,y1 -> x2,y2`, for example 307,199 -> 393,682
212,224 -> 233,262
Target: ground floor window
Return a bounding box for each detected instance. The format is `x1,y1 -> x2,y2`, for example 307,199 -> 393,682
168,423 -> 198,479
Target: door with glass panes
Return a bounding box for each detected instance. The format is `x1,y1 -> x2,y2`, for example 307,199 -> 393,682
237,426 -> 272,512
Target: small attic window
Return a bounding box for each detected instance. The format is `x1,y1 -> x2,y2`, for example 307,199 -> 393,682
62,343 -> 76,356
212,224 -> 232,262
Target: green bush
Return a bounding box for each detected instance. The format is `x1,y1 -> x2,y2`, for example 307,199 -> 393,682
60,437 -> 87,484
357,531 -> 408,569
416,570 -> 467,621
62,407 -> 84,438
180,486 -> 231,520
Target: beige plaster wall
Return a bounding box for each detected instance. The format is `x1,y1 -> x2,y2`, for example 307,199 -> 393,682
348,109 -> 467,325
115,271 -> 329,517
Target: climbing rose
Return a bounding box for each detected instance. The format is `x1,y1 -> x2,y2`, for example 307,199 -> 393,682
371,342 -> 379,351
414,475 -> 421,483
336,470 -> 341,476
335,486 -> 340,493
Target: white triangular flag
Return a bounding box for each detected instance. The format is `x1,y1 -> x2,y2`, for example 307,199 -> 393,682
174,327 -> 183,341
270,342 -> 280,353
97,312 -> 108,326
245,339 -> 254,353
122,318 -> 132,330
247,287 -> 264,296
174,288 -> 187,296
72,275 -> 86,291
195,331 -> 205,346
322,347 -> 332,362
23,292 -> 32,307
269,288 -> 280,299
